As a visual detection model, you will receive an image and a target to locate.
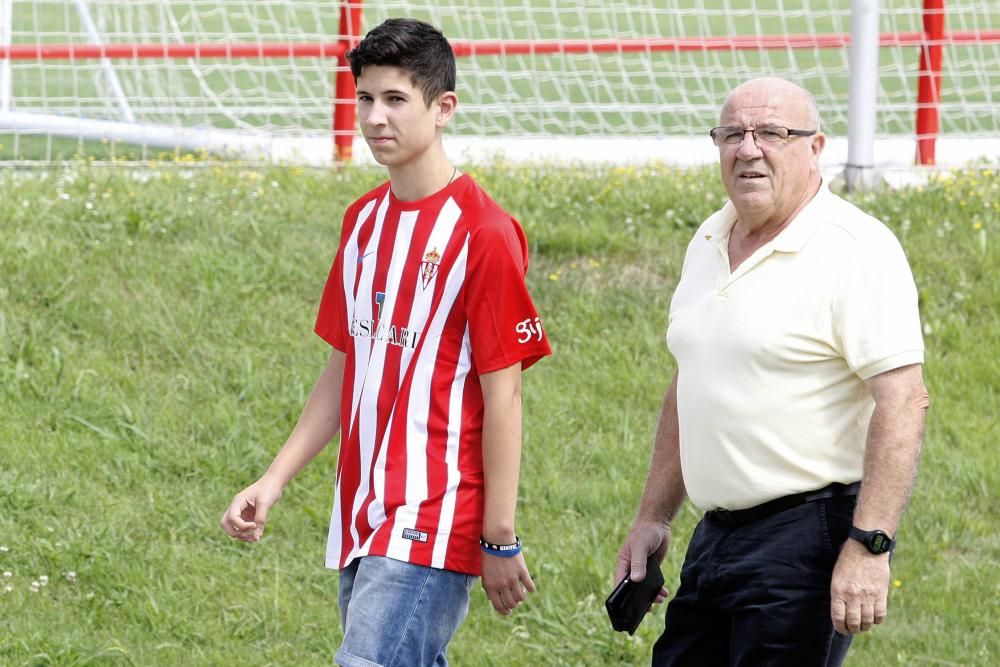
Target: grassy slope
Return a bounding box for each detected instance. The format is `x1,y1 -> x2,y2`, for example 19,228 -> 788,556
0,162 -> 997,665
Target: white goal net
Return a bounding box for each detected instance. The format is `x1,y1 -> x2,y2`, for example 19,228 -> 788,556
0,0 -> 997,168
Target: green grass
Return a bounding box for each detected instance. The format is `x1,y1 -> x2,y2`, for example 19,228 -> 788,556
1,161 -> 998,666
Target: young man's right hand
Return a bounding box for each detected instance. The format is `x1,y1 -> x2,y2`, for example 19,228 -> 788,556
220,350 -> 345,544
220,476 -> 285,543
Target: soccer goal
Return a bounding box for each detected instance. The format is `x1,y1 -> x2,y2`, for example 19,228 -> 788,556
0,0 -> 997,171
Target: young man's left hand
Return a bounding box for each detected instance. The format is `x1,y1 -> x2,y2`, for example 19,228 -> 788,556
481,552 -> 536,616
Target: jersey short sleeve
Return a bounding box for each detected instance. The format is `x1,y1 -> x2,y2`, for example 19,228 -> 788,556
314,206 -> 356,352
464,216 -> 551,374
833,229 -> 924,379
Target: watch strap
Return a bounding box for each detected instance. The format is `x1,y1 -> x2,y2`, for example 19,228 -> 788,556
849,526 -> 895,555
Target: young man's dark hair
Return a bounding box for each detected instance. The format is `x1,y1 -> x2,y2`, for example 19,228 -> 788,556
346,17 -> 456,107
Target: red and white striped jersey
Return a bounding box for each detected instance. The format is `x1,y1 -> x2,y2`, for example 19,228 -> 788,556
314,174 -> 551,576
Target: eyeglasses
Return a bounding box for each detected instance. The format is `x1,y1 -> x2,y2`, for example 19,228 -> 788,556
709,126 -> 817,147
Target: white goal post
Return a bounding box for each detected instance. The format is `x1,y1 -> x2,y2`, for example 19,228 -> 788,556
0,0 -> 997,174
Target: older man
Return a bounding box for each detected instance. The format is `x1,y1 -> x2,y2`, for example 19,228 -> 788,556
615,78 -> 928,664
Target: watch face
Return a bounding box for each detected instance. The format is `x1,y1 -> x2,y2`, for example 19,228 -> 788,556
870,533 -> 889,552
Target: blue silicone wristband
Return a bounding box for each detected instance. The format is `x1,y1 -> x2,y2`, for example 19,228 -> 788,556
479,536 -> 522,558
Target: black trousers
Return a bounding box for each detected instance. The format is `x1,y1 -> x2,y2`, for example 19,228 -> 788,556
652,495 -> 856,666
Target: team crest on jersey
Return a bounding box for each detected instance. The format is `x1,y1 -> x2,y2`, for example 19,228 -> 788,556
420,248 -> 441,290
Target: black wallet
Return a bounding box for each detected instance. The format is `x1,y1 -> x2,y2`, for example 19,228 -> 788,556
605,553 -> 664,635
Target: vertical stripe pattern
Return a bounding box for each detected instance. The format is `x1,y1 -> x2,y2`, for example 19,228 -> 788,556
328,188 -> 476,571
316,177 -> 550,576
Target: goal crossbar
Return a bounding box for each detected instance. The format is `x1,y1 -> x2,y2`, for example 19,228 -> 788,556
2,31 -> 997,60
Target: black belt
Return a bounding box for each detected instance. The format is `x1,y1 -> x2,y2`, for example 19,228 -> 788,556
705,481 -> 860,528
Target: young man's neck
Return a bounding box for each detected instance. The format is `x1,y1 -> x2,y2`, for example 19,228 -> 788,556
388,148 -> 457,202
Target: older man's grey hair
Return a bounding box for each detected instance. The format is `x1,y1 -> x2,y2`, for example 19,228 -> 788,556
725,78 -> 823,132
780,80 -> 822,131
805,90 -> 822,132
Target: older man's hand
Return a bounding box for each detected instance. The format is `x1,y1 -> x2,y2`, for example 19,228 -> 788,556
614,520 -> 671,605
829,539 -> 891,634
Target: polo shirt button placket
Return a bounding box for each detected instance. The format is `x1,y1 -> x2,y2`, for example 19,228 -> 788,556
715,280 -> 729,303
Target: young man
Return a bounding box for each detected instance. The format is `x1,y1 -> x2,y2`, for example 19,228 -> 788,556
220,18 -> 551,667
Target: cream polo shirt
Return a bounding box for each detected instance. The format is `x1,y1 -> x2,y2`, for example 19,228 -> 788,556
666,183 -> 924,511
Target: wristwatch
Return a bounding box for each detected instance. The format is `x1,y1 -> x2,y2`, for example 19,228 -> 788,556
849,527 -> 895,555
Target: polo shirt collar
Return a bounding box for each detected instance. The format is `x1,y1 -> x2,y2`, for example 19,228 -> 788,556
702,202 -> 738,253
770,180 -> 830,253
706,179 -> 830,255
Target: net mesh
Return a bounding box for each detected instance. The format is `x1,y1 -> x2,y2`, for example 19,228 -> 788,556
0,0 -> 997,161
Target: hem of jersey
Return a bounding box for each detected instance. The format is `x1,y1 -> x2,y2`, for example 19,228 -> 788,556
326,555 -> 355,571
335,649 -> 384,667
327,543 -> 370,571
327,549 -> 480,577
855,349 -> 924,380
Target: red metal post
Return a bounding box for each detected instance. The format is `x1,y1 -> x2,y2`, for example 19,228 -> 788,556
915,0 -> 945,165
333,1 -> 363,162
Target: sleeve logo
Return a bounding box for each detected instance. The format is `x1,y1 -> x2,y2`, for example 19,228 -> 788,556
515,317 -> 544,343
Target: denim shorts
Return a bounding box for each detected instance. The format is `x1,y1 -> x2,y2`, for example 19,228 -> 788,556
336,556 -> 477,667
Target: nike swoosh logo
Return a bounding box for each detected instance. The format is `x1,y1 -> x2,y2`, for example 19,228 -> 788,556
357,251 -> 376,265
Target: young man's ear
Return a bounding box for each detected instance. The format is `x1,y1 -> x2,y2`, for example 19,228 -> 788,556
435,91 -> 458,128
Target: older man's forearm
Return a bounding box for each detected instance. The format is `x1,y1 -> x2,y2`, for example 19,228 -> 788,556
636,372 -> 687,526
854,364 -> 930,533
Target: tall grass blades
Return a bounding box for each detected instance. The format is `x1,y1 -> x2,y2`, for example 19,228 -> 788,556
1,162 -> 997,665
